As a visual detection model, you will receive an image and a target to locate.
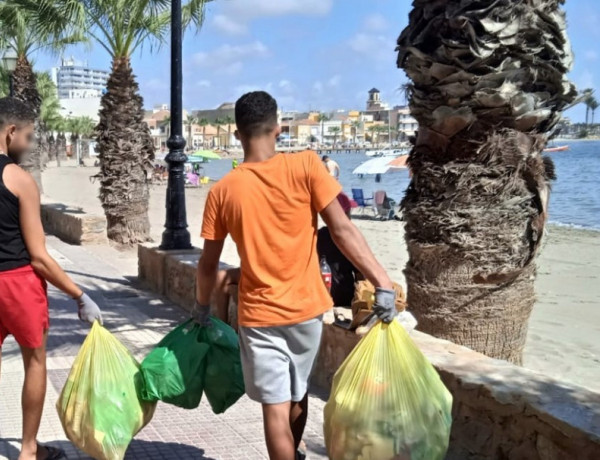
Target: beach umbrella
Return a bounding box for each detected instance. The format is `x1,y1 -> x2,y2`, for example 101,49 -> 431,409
352,157 -> 395,175
191,150 -> 221,160
388,155 -> 409,170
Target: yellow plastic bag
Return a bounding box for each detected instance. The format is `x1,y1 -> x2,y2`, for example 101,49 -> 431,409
57,322 -> 156,460
324,320 -> 453,460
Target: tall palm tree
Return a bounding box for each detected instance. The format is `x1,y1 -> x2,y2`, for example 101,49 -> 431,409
328,126 -> 341,148
0,1 -> 82,191
588,98 -> 599,126
397,0 -> 576,363
37,72 -> 62,167
317,113 -> 330,144
197,117 -> 209,148
350,120 -> 361,145
77,116 -> 96,159
26,0 -> 211,244
223,115 -> 235,148
582,88 -> 594,125
366,125 -> 378,147
184,113 -> 196,150
214,117 -> 226,148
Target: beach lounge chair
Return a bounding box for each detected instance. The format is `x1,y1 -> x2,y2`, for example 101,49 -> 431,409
374,190 -> 396,220
351,188 -> 373,214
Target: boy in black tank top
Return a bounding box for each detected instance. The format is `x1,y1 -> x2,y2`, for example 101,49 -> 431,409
0,98 -> 102,460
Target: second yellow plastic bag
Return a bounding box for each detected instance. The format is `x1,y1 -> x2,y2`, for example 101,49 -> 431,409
324,320 -> 453,460
56,322 -> 156,460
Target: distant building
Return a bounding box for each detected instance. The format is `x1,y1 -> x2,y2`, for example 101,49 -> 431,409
366,88 -> 390,112
396,105 -> 418,141
51,57 -> 109,100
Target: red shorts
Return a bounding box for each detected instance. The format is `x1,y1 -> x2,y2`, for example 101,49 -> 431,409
0,265 -> 49,349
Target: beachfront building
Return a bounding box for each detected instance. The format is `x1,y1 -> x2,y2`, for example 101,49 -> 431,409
51,56 -> 109,99
396,105 -> 418,141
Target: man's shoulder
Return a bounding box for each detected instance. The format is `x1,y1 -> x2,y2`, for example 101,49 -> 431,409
2,163 -> 37,195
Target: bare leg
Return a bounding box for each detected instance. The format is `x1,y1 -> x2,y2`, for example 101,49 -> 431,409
290,394 -> 309,450
19,331 -> 48,460
262,402 -> 295,460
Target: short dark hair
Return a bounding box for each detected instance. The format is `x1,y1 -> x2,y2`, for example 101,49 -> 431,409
235,91 -> 278,138
322,155 -> 329,161
0,97 -> 36,129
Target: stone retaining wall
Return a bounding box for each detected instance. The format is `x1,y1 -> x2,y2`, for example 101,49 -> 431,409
138,246 -> 600,460
41,200 -> 107,245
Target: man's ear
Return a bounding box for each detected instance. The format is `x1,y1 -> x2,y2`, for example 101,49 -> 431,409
274,124 -> 282,137
234,130 -> 240,140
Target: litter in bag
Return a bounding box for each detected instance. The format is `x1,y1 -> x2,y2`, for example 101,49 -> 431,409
139,320 -> 210,409
56,322 -> 156,460
140,318 -> 245,413
324,319 -> 453,460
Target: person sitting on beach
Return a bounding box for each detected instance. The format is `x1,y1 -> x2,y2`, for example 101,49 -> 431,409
322,155 -> 340,179
195,91 -> 395,460
317,192 -> 363,306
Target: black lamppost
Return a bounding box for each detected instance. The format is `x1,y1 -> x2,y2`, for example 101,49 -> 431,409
2,49 -> 17,97
161,0 -> 192,250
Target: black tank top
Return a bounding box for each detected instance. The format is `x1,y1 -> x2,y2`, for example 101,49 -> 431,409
0,154 -> 31,272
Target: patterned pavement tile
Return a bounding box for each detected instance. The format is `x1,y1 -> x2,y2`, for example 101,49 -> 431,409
0,237 -> 328,460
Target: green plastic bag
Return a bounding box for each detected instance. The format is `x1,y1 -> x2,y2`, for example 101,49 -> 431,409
324,320 -> 453,460
56,322 -> 156,460
140,318 -> 245,413
201,318 -> 246,414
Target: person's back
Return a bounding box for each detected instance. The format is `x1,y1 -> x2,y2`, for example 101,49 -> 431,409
0,155 -> 31,271
205,151 -> 336,326
196,91 -> 395,460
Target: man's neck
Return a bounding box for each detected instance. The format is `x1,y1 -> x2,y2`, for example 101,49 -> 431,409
242,138 -> 277,163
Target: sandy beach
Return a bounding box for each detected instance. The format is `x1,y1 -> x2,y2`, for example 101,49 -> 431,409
42,162 -> 600,392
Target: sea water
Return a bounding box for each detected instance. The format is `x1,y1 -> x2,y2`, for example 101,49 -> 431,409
200,141 -> 600,231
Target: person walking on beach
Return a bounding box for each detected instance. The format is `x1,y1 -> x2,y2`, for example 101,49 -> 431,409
322,155 -> 340,179
0,98 -> 102,460
195,91 -> 396,460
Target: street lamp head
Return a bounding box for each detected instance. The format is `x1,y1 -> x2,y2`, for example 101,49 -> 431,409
1,49 -> 18,73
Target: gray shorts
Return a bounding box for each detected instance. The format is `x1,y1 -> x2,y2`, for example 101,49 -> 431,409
239,316 -> 323,404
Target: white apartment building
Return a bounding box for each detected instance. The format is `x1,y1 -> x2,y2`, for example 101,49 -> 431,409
51,57 -> 109,100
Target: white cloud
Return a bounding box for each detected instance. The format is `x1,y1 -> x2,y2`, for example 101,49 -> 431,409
215,0 -> 334,37
213,14 -> 247,35
584,50 -> 598,61
348,33 -> 393,64
196,80 -> 211,88
328,75 -> 341,87
228,0 -> 333,19
313,81 -> 324,93
578,70 -> 595,90
192,41 -> 269,75
364,13 -> 388,31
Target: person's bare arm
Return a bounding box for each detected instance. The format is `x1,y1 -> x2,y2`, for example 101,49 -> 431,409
320,199 -> 393,290
13,168 -> 82,299
196,239 -> 225,305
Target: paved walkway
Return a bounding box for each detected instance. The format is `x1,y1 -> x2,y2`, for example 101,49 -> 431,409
0,237 -> 328,460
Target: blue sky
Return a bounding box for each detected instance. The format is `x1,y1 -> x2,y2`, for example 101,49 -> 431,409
34,0 -> 599,122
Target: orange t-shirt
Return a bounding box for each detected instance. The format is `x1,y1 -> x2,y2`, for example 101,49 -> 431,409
201,151 -> 342,327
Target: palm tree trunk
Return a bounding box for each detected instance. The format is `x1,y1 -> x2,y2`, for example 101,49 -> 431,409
397,0 -> 576,364
94,57 -> 154,245
12,56 -> 43,192
586,106 -> 590,126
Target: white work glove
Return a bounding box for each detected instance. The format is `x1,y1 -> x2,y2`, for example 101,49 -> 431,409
76,293 -> 103,325
373,288 -> 397,323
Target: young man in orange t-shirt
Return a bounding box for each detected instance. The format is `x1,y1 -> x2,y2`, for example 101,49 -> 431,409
196,91 -> 395,460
